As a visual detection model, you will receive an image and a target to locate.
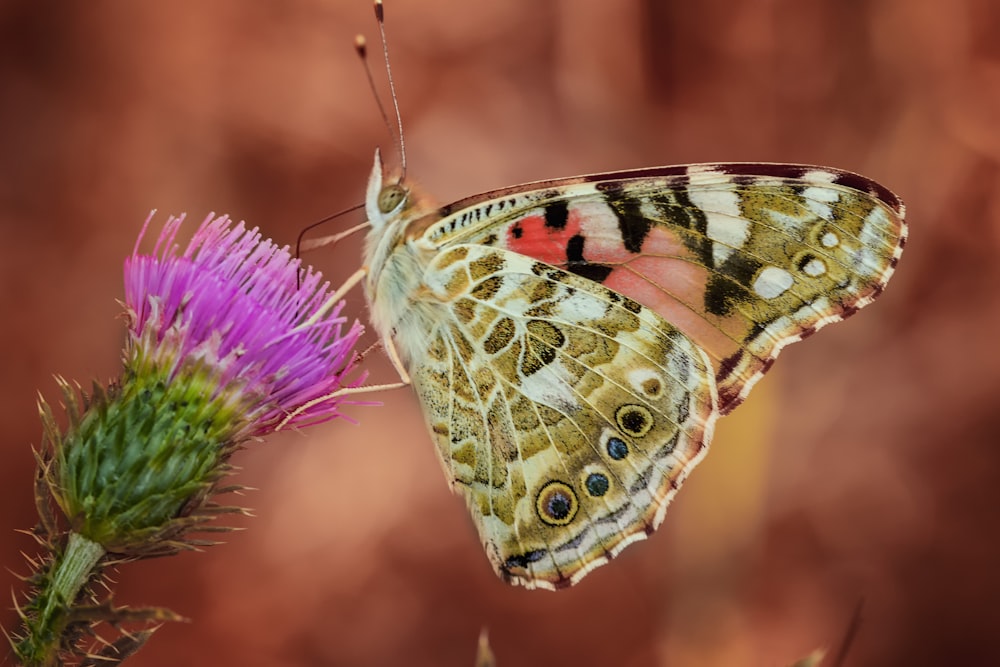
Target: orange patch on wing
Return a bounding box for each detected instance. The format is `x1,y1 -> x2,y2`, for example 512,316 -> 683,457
505,212 -> 582,266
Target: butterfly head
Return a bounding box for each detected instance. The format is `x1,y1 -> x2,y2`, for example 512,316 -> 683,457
366,147 -> 411,231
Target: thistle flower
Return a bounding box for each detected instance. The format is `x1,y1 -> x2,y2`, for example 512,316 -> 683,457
124,212 -> 362,437
13,213 -> 363,666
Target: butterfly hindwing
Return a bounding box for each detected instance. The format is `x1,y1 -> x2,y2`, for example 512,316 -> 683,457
410,244 -> 717,589
417,163 -> 906,413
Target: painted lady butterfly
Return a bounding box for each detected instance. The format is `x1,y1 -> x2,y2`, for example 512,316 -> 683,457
338,3 -> 906,591
357,153 -> 905,590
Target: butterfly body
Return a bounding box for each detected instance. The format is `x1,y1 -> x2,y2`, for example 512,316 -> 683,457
361,152 -> 906,590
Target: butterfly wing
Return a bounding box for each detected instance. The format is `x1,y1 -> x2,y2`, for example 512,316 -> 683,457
416,163 -> 906,413
411,244 -> 718,589
389,162 -> 904,588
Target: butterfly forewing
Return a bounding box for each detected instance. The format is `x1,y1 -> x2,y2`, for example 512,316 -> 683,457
366,161 -> 905,589
420,163 -> 906,413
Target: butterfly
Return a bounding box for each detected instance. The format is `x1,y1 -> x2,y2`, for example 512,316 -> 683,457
354,149 -> 906,590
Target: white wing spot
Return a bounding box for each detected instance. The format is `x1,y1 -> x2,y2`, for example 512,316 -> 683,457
821,232 -> 839,247
803,169 -> 837,184
555,289 -> 607,321
627,367 -> 666,399
685,173 -> 747,266
803,186 -> 840,203
753,266 -> 795,299
803,258 -> 827,277
802,186 -> 838,220
854,206 -> 892,275
804,199 -> 832,220
768,209 -> 803,231
863,205 -> 891,237
519,359 -> 579,413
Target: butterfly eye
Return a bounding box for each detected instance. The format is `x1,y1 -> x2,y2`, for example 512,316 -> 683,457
377,183 -> 408,214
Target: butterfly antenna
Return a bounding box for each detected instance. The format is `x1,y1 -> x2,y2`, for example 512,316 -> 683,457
354,33 -> 398,166
374,0 -> 406,179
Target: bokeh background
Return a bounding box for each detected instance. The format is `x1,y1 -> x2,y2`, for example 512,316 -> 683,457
1,0 -> 997,665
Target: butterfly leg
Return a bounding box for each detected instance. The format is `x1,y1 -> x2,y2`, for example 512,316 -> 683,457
314,266 -> 411,387
274,332 -> 413,430
353,339 -> 384,363
302,266 -> 369,328
299,221 -> 370,253
383,332 -> 412,385
275,379 -> 411,430
277,267 -> 414,430
345,337 -> 411,385
291,264 -> 371,354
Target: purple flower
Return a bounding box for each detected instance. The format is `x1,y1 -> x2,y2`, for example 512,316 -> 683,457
47,211 -> 366,550
45,211 -> 365,551
124,212 -> 363,435
16,213 -> 366,665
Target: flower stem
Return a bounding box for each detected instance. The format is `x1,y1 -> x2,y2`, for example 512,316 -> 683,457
17,532 -> 105,667
48,533 -> 105,618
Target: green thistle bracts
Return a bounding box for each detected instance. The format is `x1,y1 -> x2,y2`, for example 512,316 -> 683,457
49,365 -> 245,554
13,369 -> 246,666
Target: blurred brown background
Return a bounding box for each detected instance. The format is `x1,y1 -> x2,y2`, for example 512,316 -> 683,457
1,0 -> 998,665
